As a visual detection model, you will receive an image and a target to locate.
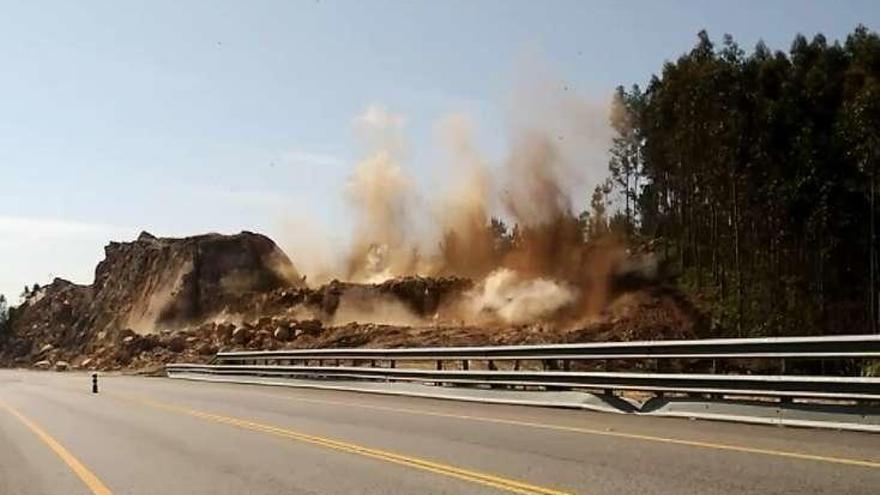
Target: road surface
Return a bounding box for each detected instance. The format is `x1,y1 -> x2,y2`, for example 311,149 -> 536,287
1,369 -> 878,494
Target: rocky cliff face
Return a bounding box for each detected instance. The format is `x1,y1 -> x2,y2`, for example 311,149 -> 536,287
0,278 -> 93,363
91,231 -> 301,333
0,231 -> 301,366
0,230 -> 702,372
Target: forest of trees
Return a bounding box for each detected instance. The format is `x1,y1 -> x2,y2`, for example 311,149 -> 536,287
605,26 -> 880,337
0,295 -> 8,335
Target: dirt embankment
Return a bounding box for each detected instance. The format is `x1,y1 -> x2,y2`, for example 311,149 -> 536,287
0,231 -> 300,369
0,231 -> 703,372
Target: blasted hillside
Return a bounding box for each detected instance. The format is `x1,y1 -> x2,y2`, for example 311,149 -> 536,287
0,231 -> 299,369
0,90 -> 710,371
0,229 -> 702,372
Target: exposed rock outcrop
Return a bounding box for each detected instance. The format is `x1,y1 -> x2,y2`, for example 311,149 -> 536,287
0,230 -> 703,372
1,231 -> 302,367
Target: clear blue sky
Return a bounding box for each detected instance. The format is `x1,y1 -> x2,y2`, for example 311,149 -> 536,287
1,0 -> 878,301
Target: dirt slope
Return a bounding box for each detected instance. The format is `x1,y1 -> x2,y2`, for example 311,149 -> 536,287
0,231 -> 703,372
0,231 -> 301,368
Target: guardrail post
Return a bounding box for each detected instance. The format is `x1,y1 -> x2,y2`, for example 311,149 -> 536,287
196,334 -> 880,404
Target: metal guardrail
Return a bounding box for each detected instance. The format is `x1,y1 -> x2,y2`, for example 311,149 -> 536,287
212,334 -> 880,363
167,334 -> 880,402
165,363 -> 880,401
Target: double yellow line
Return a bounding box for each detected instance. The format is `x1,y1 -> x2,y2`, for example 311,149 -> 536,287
121,395 -> 574,495
250,391 -> 880,470
2,392 -> 574,495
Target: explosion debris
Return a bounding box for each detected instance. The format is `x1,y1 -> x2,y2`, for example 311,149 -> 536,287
336,90 -> 624,325
0,92 -> 702,371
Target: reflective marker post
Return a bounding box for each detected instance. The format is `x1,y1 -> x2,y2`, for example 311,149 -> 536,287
91,373 -> 98,394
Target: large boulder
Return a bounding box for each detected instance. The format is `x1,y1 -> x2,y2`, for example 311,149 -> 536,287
196,342 -> 217,356
91,231 -> 303,332
165,334 -> 186,353
231,327 -> 250,344
293,319 -> 323,336
215,323 -> 235,343
273,326 -> 291,341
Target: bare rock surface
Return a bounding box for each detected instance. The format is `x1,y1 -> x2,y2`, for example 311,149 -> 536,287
0,231 -> 702,372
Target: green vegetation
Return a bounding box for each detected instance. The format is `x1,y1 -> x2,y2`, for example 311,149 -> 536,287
0,294 -> 7,336
606,26 -> 880,337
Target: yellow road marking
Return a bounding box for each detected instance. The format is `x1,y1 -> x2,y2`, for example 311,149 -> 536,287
227,387 -> 880,470
54,374 -> 880,470
0,399 -> 113,495
116,394 -> 575,495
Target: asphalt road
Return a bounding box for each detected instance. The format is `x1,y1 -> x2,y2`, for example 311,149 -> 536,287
1,369 -> 879,495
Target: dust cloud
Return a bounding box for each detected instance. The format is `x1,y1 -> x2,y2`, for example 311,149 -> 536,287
284,82 -> 620,326
278,215 -> 340,286
330,291 -> 425,327
464,268 -> 579,324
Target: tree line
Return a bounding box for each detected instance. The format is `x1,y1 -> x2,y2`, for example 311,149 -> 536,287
0,294 -> 7,336
604,26 -> 880,337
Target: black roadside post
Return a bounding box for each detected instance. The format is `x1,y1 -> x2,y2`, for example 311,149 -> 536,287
92,373 -> 98,394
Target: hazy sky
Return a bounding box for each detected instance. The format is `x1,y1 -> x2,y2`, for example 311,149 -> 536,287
1,0 -> 878,301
